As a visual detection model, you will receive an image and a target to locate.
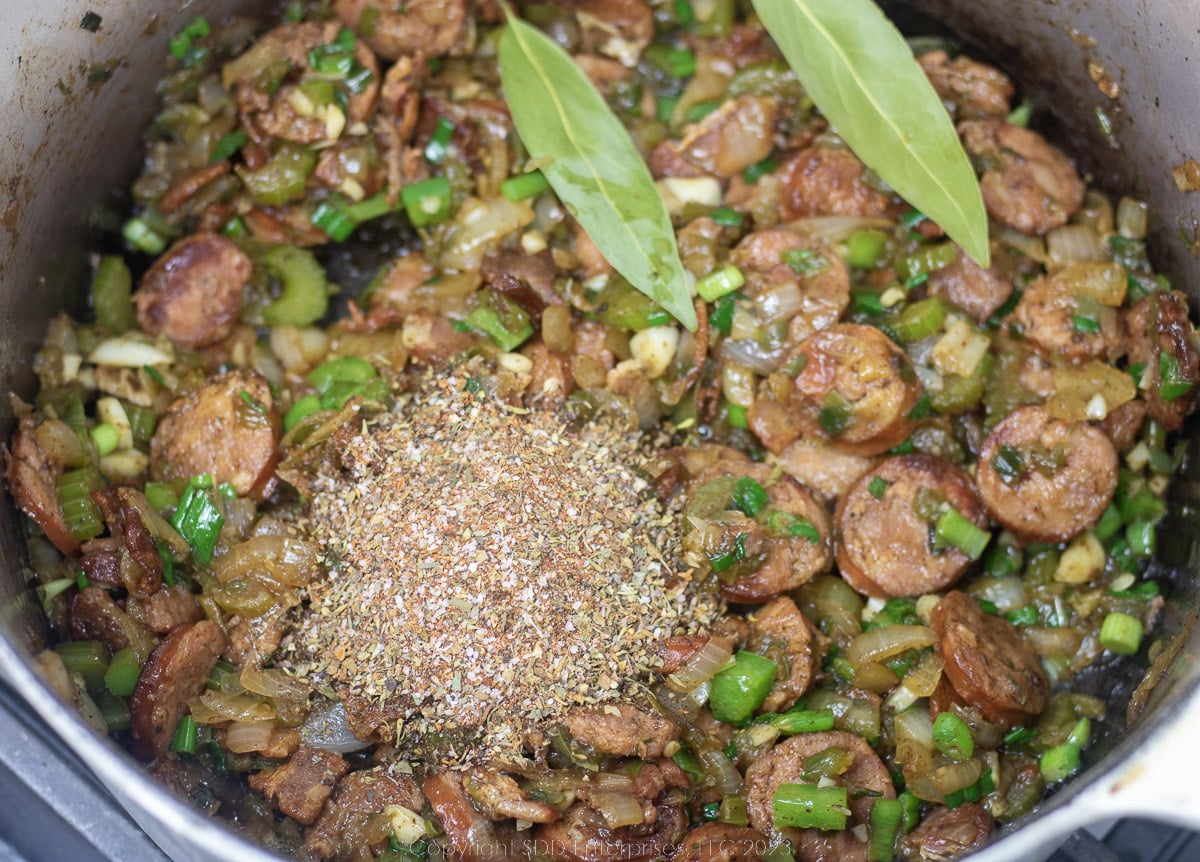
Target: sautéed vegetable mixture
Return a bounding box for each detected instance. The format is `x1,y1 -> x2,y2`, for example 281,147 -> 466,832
7,1 -> 1198,861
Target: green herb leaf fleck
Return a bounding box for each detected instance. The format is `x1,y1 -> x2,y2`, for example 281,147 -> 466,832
498,11 -> 696,330
751,0 -> 990,267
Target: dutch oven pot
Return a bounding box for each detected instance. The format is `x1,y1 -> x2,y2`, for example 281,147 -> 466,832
2,1 -> 1200,860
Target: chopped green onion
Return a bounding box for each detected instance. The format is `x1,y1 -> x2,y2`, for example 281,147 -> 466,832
424,116 -> 455,164
238,390 -> 265,413
122,218 -> 167,255
157,540 -> 177,587
708,533 -> 747,574
90,423 -> 120,456
819,390 -> 853,436
1003,726 -> 1037,746
1072,313 -> 1100,334
91,255 -> 136,333
501,170 -> 550,201
217,482 -> 238,500
984,536 -> 1023,576
852,290 -> 886,316
763,709 -> 836,735
672,746 -> 704,783
845,230 -> 887,268
945,768 -> 994,808
701,801 -> 721,822
1006,101 -> 1034,127
284,394 -> 324,431
893,297 -> 946,343
645,45 -> 697,78
465,292 -> 534,353
346,191 -> 392,223
168,16 -> 210,61
208,659 -> 237,691
709,650 -> 777,725
932,711 -> 974,761
104,647 -> 141,698
171,714 -> 199,755
772,783 -> 848,831
1093,503 -> 1123,542
934,506 -> 991,560
726,404 -> 748,429
1158,352 -> 1193,401
766,511 -> 820,543
400,176 -> 453,227
308,356 -> 376,392
144,482 -> 179,511
171,479 -> 224,565
1005,606 -> 1039,627
1099,611 -> 1143,655
1066,717 -> 1091,749
684,99 -> 720,122
868,798 -> 903,862
222,216 -> 247,237
1039,743 -> 1080,783
718,794 -> 749,826
76,568 -> 90,591
57,467 -> 106,543
868,476 -> 888,499
675,0 -> 695,27
344,62 -> 374,95
209,129 -> 248,163
898,790 -> 921,833
781,247 -> 827,277
656,94 -> 680,123
732,477 -> 768,517
312,199 -> 357,242
1108,580 -> 1159,601
709,293 -> 739,336
1125,520 -> 1156,558
977,599 -> 999,615
55,640 -> 109,692
709,206 -> 743,228
900,209 -> 927,230
696,264 -> 746,302
743,156 -> 778,184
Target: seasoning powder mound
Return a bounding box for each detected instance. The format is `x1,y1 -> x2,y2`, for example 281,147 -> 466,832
281,372 -> 720,766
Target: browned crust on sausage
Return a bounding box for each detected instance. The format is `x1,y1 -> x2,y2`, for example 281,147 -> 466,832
130,620 -> 226,761
927,247 -> 1014,323
931,591 -> 1048,729
69,587 -> 135,652
835,455 -> 986,598
562,703 -> 679,759
1124,291 -> 1200,430
150,370 -> 281,500
744,731 -> 895,833
902,802 -> 992,860
779,147 -> 900,221
247,746 -> 350,825
976,405 -> 1117,542
158,162 -> 232,217
790,324 -> 920,456
333,0 -> 467,61
135,233 -> 252,349
748,596 -> 819,713
305,769 -> 426,860
5,415 -> 78,555
534,802 -> 688,862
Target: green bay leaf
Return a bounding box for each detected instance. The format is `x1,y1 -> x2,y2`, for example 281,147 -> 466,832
752,0 -> 990,267
498,13 -> 697,331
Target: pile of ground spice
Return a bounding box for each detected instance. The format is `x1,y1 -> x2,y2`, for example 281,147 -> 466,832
280,369 -> 721,766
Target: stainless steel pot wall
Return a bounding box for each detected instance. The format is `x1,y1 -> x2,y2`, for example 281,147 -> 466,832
2,2 -> 1200,860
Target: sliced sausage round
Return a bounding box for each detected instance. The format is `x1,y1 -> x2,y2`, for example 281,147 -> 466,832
927,247 -> 1014,323
790,324 -> 920,456
130,620 -> 226,761
731,230 -> 850,343
333,0 -> 467,60
959,119 -> 1084,235
931,591 -> 1049,729
1011,267 -> 1124,363
918,50 -> 1013,119
778,147 -> 899,221
6,415 -> 78,556
900,802 -> 992,860
835,455 -> 986,598
135,233 -> 251,349
976,405 -> 1117,542
150,370 -> 281,500
745,732 -> 895,836
1124,291 -> 1200,430
777,440 -> 877,504
748,596 -> 819,713
671,823 -> 768,862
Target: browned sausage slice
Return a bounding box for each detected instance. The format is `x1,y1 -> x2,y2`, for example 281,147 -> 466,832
671,823 -> 768,862
918,50 -> 1013,119
778,147 -> 899,221
744,731 -> 895,835
748,596 -> 820,713
927,247 -> 1014,323
333,0 -> 467,60
1124,291 -> 1200,430
130,620 -> 226,761
6,415 -> 78,555
900,802 -> 992,860
777,441 -> 877,504
976,405 -> 1117,542
247,746 -> 350,825
1010,264 -> 1125,363
959,119 -> 1085,235
424,772 -> 507,862
534,802 -> 688,862
931,591 -> 1049,729
653,96 -> 777,179
135,233 -> 251,349
789,324 -> 920,456
835,455 -> 986,598
150,370 -> 281,500
562,703 -> 679,759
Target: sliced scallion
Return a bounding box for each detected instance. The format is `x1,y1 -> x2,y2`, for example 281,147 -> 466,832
867,798 -> 903,862
696,264 -> 746,302
932,711 -> 974,761
934,506 -> 990,560
732,477 -> 768,517
1099,611 -> 1143,655
772,783 -> 848,831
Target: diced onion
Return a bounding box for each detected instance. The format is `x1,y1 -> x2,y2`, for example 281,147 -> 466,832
719,338 -> 785,375
301,701 -> 372,754
852,660 -> 900,694
192,690 -> 277,723
994,225 -> 1048,264
931,320 -> 990,378
900,649 -> 945,698
225,720 -> 275,753
88,337 -> 174,368
240,666 -> 311,700
440,197 -> 535,271
970,575 -> 1029,614
787,216 -> 892,244
1046,224 -> 1107,267
893,707 -> 935,776
589,792 -> 645,829
755,281 -> 805,325
1116,196 -> 1149,239
721,364 -> 757,409
666,637 -> 734,693
845,625 -> 937,671
699,749 -> 744,795
211,535 -> 322,590
1022,626 -> 1083,657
